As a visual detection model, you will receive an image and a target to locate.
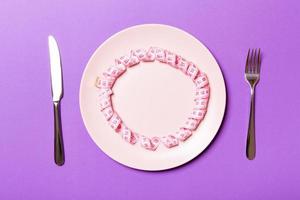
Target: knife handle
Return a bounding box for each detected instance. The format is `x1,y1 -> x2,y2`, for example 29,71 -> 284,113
53,101 -> 65,166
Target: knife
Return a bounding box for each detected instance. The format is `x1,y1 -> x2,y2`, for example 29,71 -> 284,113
48,35 -> 65,166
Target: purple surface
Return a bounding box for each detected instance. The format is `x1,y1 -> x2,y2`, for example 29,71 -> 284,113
1,0 -> 300,199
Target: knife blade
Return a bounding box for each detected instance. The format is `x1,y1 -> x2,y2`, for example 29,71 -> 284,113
48,35 -> 65,166
48,35 -> 63,102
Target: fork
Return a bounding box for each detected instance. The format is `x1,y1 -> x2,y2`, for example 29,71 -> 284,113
245,48 -> 261,160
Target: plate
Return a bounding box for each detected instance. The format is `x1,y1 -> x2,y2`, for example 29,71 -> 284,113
80,24 -> 226,171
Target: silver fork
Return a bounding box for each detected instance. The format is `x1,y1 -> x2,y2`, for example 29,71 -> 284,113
245,48 -> 261,160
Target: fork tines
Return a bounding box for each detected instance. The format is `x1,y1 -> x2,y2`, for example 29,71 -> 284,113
245,48 -> 261,74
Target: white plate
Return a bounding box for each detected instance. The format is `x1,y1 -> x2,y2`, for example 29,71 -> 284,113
80,24 -> 226,171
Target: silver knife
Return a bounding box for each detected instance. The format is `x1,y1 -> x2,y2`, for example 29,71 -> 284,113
48,35 -> 65,166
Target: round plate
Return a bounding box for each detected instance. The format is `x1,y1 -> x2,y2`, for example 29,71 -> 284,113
80,24 -> 226,171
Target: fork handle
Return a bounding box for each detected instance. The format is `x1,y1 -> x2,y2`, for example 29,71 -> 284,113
53,101 -> 65,166
246,88 -> 256,160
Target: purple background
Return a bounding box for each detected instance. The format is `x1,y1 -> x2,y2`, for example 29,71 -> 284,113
1,0 -> 300,199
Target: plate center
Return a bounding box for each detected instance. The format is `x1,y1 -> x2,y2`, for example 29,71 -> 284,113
112,61 -> 194,137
